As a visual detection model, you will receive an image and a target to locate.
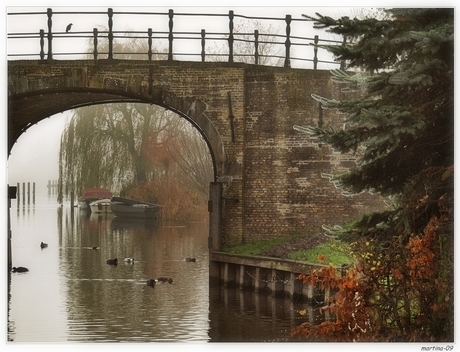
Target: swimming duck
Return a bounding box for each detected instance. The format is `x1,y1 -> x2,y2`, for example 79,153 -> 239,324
12,266 -> 29,273
124,258 -> 134,263
184,257 -> 196,262
157,277 -> 173,284
146,279 -> 156,287
40,242 -> 48,249
106,258 -> 118,265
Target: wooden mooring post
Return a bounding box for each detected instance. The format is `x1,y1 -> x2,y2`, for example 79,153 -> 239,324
16,182 -> 36,206
47,180 -> 58,194
7,185 -> 17,271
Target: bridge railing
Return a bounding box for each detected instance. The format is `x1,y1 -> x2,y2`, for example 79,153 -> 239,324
7,8 -> 345,70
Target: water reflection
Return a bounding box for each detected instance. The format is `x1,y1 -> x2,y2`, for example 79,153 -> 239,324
209,286 -> 322,342
8,195 -> 319,342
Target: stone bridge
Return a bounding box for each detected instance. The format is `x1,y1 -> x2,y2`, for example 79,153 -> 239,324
8,59 -> 382,248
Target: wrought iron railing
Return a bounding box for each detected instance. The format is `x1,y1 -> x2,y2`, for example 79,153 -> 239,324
7,8 -> 344,69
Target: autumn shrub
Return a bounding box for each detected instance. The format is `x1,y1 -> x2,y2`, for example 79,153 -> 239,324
292,204 -> 453,342
122,178 -> 209,222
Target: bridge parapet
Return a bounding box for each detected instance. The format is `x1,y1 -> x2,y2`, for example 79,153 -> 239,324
7,7 -> 344,70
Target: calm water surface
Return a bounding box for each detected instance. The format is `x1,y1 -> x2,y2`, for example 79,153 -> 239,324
8,192 -> 320,343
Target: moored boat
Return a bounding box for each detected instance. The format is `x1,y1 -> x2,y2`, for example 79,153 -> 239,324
78,188 -> 113,210
89,198 -> 112,214
110,196 -> 162,219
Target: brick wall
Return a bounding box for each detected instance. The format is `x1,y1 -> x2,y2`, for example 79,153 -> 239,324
241,65 -> 384,243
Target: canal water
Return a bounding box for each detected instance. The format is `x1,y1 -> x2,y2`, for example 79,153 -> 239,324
7,192 -> 321,343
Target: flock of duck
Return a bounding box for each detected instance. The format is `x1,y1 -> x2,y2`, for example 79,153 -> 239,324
105,254 -> 196,287
11,242 -> 196,289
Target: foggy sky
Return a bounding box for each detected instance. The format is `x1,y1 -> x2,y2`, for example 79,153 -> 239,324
7,113 -> 70,193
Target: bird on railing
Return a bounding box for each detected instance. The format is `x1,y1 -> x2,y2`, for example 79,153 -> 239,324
12,266 -> 29,273
66,23 -> 73,33
40,242 -> 48,249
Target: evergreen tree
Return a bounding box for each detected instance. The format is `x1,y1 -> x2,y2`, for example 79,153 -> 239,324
293,8 -> 453,341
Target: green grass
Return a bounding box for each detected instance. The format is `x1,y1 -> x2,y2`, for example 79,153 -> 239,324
289,240 -> 354,266
222,234 -> 354,267
222,233 -> 304,256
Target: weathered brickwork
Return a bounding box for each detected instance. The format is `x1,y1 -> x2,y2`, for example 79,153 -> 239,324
8,60 -> 385,247
242,66 -> 383,243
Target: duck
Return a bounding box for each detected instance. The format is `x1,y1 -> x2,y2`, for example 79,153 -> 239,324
11,266 -> 29,273
157,277 -> 173,284
184,257 -> 196,262
124,258 -> 134,263
106,258 -> 118,265
146,279 -> 156,287
40,242 -> 48,249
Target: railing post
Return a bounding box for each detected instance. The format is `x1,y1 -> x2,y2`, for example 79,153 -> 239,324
46,8 -> 53,60
168,9 -> 174,61
148,27 -> 153,95
148,28 -> 153,61
254,29 -> 259,65
201,29 -> 206,62
39,29 -> 45,60
107,8 -> 114,60
313,35 -> 319,70
228,10 -> 234,63
284,14 -> 291,68
93,28 -> 98,60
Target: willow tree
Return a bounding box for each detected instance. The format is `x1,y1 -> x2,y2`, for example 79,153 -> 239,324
58,103 -> 182,203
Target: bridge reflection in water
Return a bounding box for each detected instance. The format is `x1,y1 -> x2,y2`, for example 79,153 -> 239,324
8,194 -> 322,342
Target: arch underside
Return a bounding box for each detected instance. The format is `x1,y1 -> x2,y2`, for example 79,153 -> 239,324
8,88 -> 226,178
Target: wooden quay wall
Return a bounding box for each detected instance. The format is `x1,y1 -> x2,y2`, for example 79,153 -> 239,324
209,251 -> 334,304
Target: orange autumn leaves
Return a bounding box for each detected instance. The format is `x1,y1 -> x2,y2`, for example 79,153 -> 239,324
293,212 -> 452,342
317,254 -> 327,263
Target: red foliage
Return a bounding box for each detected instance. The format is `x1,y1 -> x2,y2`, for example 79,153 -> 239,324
292,198 -> 453,342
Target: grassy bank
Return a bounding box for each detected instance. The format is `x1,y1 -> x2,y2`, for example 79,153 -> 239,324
223,233 -> 354,267
288,239 -> 353,266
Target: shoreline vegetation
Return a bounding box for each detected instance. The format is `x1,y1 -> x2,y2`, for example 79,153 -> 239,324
223,232 -> 353,267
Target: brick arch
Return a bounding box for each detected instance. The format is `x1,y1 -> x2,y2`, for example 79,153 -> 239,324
8,60 -> 385,246
8,87 -> 227,178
